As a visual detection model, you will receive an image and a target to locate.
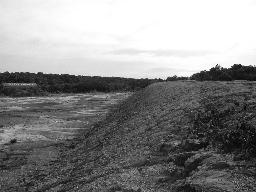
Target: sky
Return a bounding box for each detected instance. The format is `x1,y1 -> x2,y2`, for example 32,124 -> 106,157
0,0 -> 256,78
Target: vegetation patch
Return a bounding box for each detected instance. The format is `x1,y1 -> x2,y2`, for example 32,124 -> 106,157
1,86 -> 46,97
0,72 -> 163,96
189,92 -> 256,158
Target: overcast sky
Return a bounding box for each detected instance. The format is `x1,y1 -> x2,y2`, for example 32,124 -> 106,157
1,0 -> 256,78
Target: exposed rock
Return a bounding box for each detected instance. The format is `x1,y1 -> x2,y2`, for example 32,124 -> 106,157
181,139 -> 208,152
201,154 -> 233,171
0,151 -> 8,160
208,161 -> 230,170
156,165 -> 186,184
168,151 -> 196,166
185,170 -> 236,192
158,141 -> 181,155
184,152 -> 213,175
180,152 -> 256,192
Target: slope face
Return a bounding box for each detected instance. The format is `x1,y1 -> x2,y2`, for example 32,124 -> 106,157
12,81 -> 256,191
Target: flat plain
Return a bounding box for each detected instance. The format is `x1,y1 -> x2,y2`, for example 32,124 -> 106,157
0,92 -> 130,191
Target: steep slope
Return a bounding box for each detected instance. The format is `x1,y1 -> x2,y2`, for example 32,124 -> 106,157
11,81 -> 256,191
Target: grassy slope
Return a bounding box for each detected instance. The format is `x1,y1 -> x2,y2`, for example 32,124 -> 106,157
8,81 -> 256,192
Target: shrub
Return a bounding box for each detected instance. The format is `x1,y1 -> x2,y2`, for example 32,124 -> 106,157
190,93 -> 256,157
10,138 -> 17,144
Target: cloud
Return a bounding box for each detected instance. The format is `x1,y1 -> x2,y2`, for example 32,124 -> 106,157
1,0 -> 256,78
0,53 -> 153,78
110,48 -> 215,58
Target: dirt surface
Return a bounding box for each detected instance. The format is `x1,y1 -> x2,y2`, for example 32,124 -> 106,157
1,82 -> 256,192
0,93 -> 130,144
0,92 -> 130,191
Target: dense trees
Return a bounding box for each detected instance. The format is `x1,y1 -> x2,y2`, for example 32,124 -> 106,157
1,64 -> 256,96
166,75 -> 188,81
0,72 -> 164,96
166,64 -> 256,82
191,64 -> 256,81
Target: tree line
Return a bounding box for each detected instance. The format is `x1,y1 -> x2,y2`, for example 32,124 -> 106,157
190,64 -> 256,81
166,64 -> 256,81
0,72 -> 164,96
1,64 -> 255,96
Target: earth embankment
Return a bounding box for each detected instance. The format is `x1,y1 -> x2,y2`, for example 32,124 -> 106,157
7,81 -> 256,191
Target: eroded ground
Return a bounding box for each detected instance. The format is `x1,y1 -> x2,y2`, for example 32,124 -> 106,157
0,92 -> 130,190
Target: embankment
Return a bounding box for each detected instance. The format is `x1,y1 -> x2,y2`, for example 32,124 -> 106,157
5,81 -> 256,192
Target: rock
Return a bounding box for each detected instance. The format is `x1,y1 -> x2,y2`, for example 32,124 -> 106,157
178,152 -> 254,192
233,153 -> 246,161
175,183 -> 197,192
157,166 -> 186,184
168,152 -> 196,166
200,153 -> 234,170
0,152 -> 8,161
209,161 -> 230,170
185,170 -> 235,192
108,186 -> 142,192
181,139 -> 208,152
184,152 -> 212,175
10,138 -> 17,144
159,141 -> 181,155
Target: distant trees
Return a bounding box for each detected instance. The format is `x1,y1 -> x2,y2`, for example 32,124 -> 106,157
166,75 -> 189,81
0,72 -> 163,96
0,86 -> 44,97
166,64 -> 256,82
191,64 -> 256,81
2,64 -> 255,96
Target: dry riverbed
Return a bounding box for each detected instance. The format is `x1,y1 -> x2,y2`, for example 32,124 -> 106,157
0,92 -> 130,191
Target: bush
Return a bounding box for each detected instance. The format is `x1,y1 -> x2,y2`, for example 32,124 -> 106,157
166,75 -> 189,81
10,138 -> 17,144
190,93 -> 256,157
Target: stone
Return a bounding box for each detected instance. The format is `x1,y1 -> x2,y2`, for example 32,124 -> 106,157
184,152 -> 212,175
0,151 -> 8,160
168,152 -> 196,166
181,139 -> 208,152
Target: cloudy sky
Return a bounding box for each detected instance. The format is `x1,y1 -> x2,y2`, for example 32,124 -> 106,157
1,0 -> 256,78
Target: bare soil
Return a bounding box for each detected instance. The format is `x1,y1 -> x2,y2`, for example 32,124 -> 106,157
0,92 -> 130,191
